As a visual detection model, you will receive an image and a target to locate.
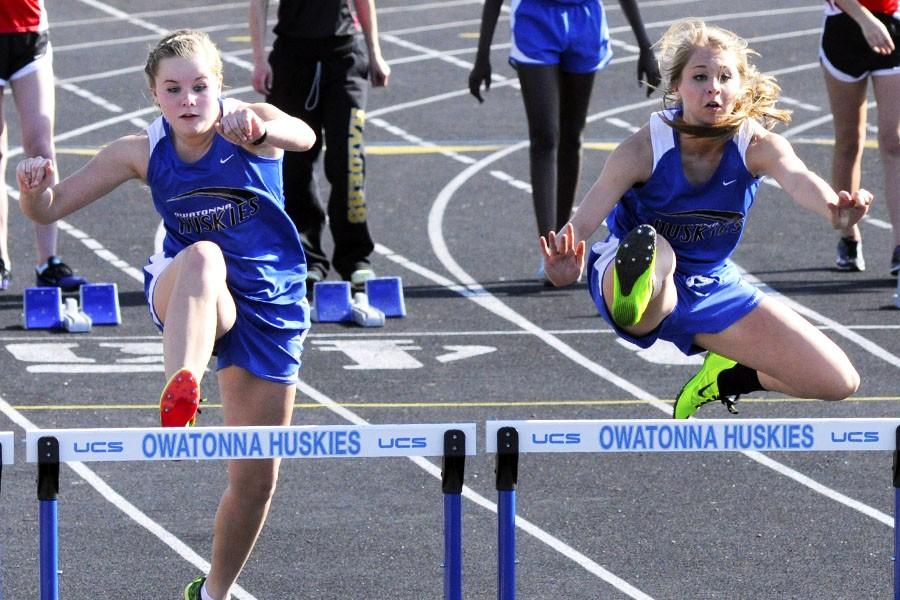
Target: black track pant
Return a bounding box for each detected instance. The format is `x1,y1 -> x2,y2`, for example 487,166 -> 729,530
267,34 -> 373,279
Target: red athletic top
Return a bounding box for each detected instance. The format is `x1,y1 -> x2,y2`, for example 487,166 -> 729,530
0,0 -> 46,34
827,0 -> 900,14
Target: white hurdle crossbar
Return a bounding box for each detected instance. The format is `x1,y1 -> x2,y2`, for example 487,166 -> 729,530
28,423 -> 476,600
485,418 -> 900,600
27,423 -> 476,462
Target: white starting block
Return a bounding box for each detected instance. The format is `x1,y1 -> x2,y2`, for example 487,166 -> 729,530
23,283 -> 120,332
310,277 -> 406,327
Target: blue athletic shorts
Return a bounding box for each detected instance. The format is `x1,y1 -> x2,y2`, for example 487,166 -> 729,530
509,0 -> 611,74
144,252 -> 308,384
587,237 -> 764,355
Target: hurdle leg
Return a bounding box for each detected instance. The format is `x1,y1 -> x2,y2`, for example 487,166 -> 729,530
893,426 -> 900,600
442,429 -> 466,600
1,440 -> 4,600
37,437 -> 60,600
496,427 -> 519,600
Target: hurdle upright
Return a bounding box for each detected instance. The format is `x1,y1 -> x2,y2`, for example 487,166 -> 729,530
486,418 -> 900,600
28,423 -> 476,600
0,430 -> 12,484
0,432 -> 12,600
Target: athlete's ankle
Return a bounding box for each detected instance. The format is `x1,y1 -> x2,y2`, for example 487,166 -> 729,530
717,362 -> 764,397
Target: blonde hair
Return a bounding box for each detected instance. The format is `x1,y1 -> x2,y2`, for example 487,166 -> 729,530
144,29 -> 223,89
655,19 -> 790,139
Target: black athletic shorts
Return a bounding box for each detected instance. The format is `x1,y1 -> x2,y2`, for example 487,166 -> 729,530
0,31 -> 49,84
820,12 -> 900,81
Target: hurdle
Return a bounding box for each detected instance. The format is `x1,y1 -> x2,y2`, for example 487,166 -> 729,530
1,432 -> 13,600
486,419 -> 900,600
27,423 -> 475,600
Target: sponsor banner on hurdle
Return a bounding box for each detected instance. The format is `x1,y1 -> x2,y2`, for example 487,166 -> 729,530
26,423 -> 476,463
1,431 -> 13,464
486,419 -> 900,454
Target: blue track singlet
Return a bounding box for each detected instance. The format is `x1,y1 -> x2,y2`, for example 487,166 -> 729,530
588,110 -> 765,354
144,98 -> 310,383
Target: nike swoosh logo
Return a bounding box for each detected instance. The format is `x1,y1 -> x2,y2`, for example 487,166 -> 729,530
722,179 -> 737,186
220,155 -> 234,164
698,382 -> 716,398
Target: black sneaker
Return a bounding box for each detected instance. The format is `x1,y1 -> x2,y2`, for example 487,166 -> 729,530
891,245 -> 900,276
35,256 -> 87,291
835,237 -> 865,272
0,258 -> 10,291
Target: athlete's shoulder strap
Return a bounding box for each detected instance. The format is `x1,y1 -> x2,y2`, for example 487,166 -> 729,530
649,110 -> 676,171
734,118 -> 758,173
146,115 -> 167,155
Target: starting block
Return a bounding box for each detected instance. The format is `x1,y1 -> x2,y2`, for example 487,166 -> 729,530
80,283 -> 121,325
23,283 -> 120,332
365,276 -> 406,318
311,281 -> 353,323
23,287 -> 63,330
311,277 -> 405,327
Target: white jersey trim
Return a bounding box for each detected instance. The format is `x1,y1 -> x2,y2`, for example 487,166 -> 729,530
650,109 -> 757,174
649,111 -> 675,172
146,116 -> 166,155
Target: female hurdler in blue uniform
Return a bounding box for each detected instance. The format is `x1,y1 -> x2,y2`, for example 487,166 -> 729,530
17,30 -> 315,600
541,20 -> 873,419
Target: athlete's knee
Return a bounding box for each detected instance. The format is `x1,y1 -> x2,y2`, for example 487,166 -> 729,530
20,117 -> 54,156
654,236 -> 676,278
832,136 -> 864,162
877,129 -> 900,159
181,242 -> 227,286
230,464 -> 279,505
819,363 -> 860,400
528,123 -> 560,156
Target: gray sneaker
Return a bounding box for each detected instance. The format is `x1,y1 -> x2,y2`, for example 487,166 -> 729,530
835,237 -> 865,272
349,266 -> 376,291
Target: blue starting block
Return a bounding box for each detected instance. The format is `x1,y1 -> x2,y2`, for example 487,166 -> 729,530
23,287 -> 64,330
311,281 -> 353,323
366,277 -> 406,318
80,283 -> 121,326
24,283 -> 120,331
310,277 -> 406,326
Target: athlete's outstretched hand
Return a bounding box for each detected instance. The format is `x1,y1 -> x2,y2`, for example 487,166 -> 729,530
540,223 -> 586,287
17,156 -> 54,200
829,189 -> 873,230
216,106 -> 267,148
